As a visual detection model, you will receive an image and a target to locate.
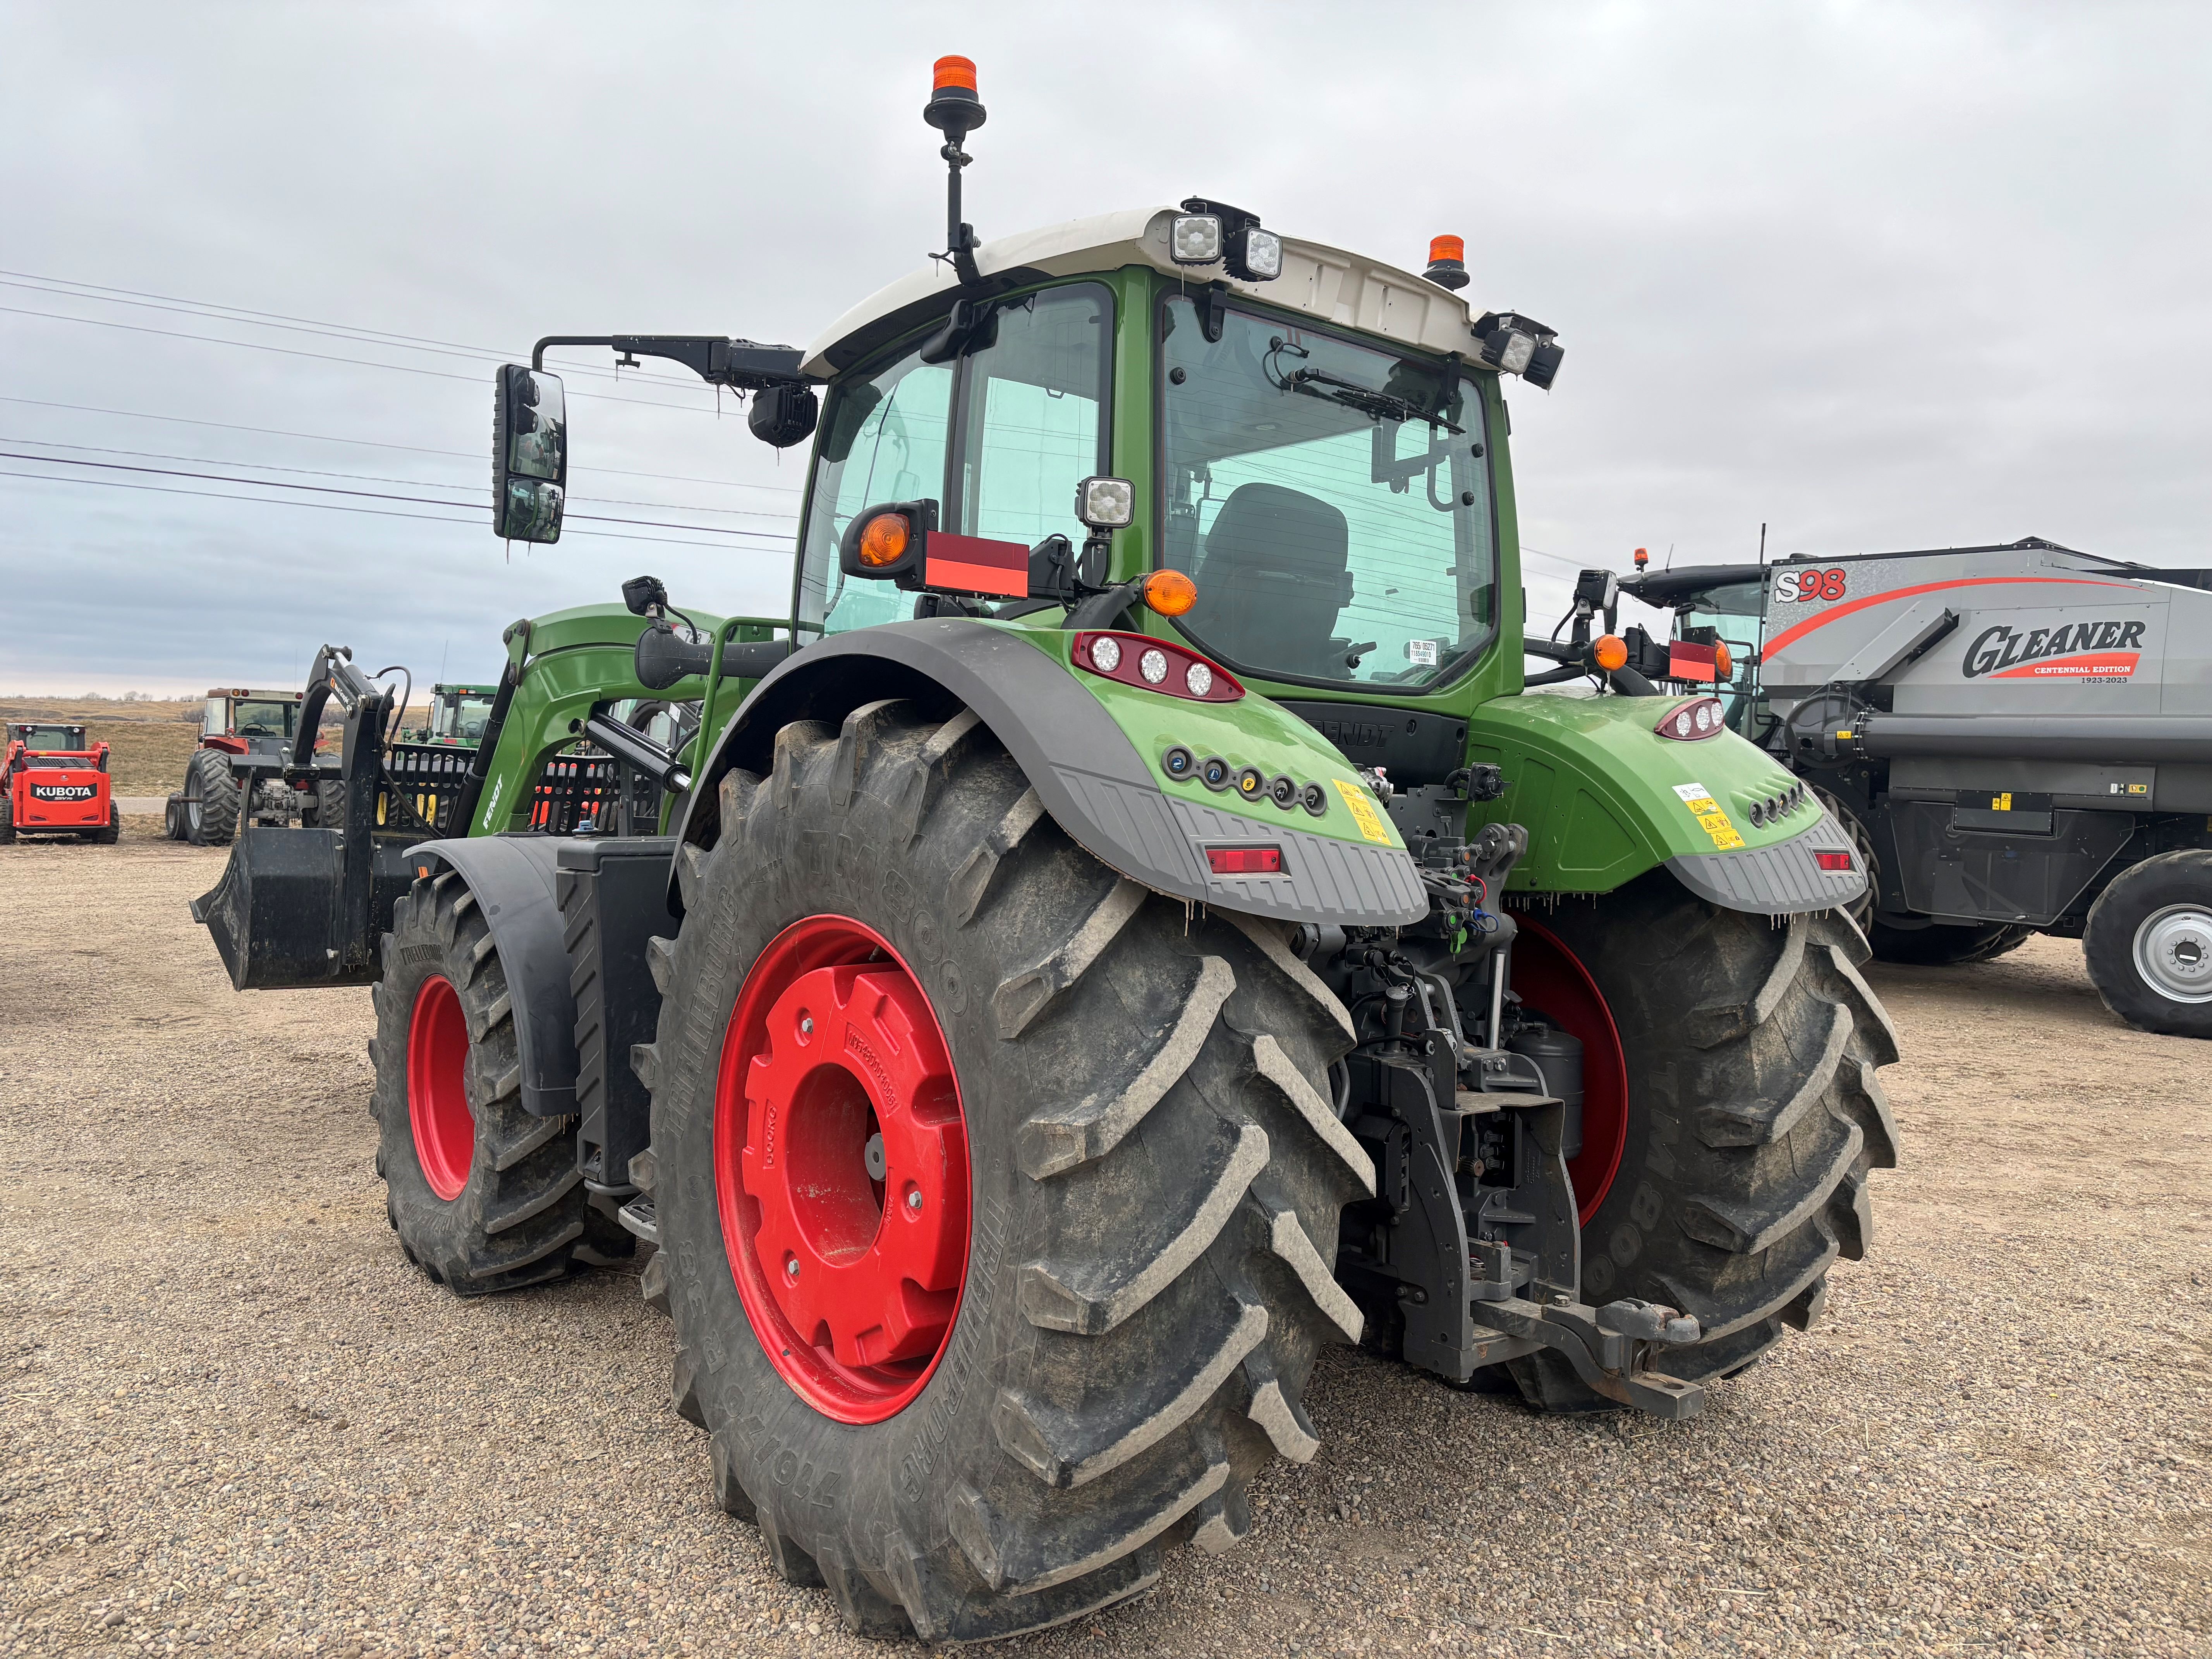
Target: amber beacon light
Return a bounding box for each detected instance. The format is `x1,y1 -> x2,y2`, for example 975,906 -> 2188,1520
1423,234 -> 1469,291
925,56 -> 985,132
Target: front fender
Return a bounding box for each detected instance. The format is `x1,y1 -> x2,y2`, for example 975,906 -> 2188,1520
678,618 -> 1428,927
405,834 -> 579,1117
1466,692 -> 1866,915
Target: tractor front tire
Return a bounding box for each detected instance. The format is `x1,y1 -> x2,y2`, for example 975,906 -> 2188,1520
369,870 -> 587,1293
2083,849 -> 2212,1037
638,701 -> 1367,1642
1506,872 -> 1901,1409
184,749 -> 240,847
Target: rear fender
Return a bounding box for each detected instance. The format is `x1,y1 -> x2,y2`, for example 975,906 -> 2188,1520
1466,693 -> 1866,916
677,617 -> 1428,927
403,835 -> 581,1118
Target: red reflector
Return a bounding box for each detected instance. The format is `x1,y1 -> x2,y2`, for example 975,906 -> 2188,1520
1206,845 -> 1284,876
1668,641 -> 1719,682
1815,850 -> 1855,872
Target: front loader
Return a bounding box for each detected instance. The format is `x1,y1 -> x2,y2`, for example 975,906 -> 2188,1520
194,57 -> 1898,1643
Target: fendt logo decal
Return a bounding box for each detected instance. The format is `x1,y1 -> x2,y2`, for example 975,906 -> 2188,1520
1961,620 -> 2145,681
1774,568 -> 1848,603
29,783 -> 97,801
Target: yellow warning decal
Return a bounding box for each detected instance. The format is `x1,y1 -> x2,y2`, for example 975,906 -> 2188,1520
1333,778 -> 1395,845
1673,781 -> 1744,850
1994,792 -> 2012,810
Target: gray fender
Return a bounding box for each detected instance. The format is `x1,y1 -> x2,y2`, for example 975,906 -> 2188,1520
675,617 -> 1427,927
406,834 -> 579,1118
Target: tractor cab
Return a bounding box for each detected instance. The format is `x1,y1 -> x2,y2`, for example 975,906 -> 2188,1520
202,688 -> 302,756
8,722 -> 98,764
1616,563 -> 1770,738
417,683 -> 500,746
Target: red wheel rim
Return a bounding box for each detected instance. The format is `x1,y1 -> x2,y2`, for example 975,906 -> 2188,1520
1509,916 -> 1629,1224
407,975 -> 474,1202
714,915 -> 970,1424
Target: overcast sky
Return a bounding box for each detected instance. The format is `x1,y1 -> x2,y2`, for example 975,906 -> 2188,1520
3,1 -> 2207,695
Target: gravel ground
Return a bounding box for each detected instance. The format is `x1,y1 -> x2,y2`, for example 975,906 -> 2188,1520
3,835 -> 2206,1657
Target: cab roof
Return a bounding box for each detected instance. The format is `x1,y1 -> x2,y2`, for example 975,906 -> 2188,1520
800,206 -> 1488,378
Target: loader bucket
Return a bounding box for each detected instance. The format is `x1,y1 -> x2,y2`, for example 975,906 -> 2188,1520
189,825 -> 400,989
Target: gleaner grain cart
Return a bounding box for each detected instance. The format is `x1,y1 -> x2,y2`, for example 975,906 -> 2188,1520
1617,538 -> 2212,1036
193,58 -> 1898,1642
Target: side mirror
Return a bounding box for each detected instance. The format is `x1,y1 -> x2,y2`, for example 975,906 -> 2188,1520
748,383 -> 819,449
493,365 -> 567,542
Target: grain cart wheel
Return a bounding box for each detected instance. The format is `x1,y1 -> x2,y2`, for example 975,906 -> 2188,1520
368,870 -> 587,1292
1869,915 -> 2032,966
637,702 -> 1367,1642
2083,849 -> 2212,1037
183,749 -> 240,846
1503,871 -> 1900,1411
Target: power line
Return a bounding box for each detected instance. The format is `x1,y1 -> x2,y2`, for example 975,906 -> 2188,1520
0,452 -> 797,546
0,436 -> 802,524
0,467 -> 791,556
0,304 -> 740,415
0,395 -> 805,494
0,271 -> 704,389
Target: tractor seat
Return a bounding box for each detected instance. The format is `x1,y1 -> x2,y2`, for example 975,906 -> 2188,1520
1187,482 -> 1354,677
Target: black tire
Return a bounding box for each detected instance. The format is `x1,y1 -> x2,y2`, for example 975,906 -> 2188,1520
1504,872 -> 1901,1409
0,795 -> 14,844
305,778 -> 347,830
1868,916 -> 2033,966
639,701 -> 1367,1642
89,806 -> 119,845
2083,849 -> 2212,1037
183,748 -> 239,846
369,869 -> 588,1293
165,793 -> 187,840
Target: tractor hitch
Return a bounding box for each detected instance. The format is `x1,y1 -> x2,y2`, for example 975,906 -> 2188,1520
1473,1293 -> 1705,1420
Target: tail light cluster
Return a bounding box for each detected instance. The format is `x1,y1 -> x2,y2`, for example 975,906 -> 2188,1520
1815,850 -> 1855,872
1654,696 -> 1725,741
1073,632 -> 1242,702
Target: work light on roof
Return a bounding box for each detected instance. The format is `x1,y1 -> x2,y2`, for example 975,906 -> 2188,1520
1231,226 -> 1283,282
1170,213 -> 1223,264
1472,309 -> 1565,391
1075,475 -> 1135,529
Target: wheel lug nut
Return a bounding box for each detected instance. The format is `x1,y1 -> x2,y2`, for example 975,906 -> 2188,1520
785,1258 -> 800,1278
798,1015 -> 814,1036
906,1190 -> 924,1212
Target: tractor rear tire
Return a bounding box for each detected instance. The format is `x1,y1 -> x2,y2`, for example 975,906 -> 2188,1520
638,701 -> 1366,1642
2083,849 -> 2212,1037
307,778 -> 347,830
369,869 -> 587,1293
184,749 -> 240,847
1504,872 -> 1900,1410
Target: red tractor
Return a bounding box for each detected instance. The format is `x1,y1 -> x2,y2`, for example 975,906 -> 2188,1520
2,723 -> 119,843
167,686 -> 335,845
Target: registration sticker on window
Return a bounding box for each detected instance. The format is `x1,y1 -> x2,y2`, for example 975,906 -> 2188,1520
1403,639 -> 1439,667
1672,781 -> 1744,850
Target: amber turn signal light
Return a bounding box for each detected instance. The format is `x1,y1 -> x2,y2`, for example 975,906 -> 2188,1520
857,512 -> 910,568
1592,634 -> 1629,672
1714,641 -> 1735,679
1142,569 -> 1198,617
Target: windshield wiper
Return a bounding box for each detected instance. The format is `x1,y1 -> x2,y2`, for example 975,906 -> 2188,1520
1281,366 -> 1462,433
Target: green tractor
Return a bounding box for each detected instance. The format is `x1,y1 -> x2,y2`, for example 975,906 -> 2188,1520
192,58 -> 1897,1643
406,682 -> 501,747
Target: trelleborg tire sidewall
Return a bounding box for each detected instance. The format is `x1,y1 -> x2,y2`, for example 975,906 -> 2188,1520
653,804 -> 1032,1585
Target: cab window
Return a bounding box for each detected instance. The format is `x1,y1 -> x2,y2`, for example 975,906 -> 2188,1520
796,283 -> 1111,635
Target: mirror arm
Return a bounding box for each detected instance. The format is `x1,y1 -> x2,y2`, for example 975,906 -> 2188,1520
529,334 -> 811,391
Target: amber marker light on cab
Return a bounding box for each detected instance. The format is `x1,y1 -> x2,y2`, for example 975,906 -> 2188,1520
1142,569 -> 1197,617
1593,634 -> 1629,672
857,512 -> 909,567
1422,235 -> 1469,291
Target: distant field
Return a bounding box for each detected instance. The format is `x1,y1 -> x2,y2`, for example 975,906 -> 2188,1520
0,695 -> 434,796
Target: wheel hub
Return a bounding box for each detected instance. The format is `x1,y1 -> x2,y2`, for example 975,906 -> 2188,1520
716,916 -> 970,1423
2134,904 -> 2212,1004
407,974 -> 474,1200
